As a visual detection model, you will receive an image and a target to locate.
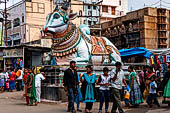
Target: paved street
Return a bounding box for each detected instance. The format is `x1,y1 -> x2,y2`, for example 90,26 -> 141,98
0,91 -> 170,113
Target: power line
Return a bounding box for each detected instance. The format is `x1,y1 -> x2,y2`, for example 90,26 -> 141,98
145,0 -> 160,7
162,0 -> 170,4
161,4 -> 170,9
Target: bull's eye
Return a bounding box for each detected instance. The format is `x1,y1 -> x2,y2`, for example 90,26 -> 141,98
54,14 -> 60,19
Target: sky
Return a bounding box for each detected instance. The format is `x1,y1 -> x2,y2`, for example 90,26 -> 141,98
0,0 -> 170,12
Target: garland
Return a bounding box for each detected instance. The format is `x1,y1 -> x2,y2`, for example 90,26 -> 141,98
52,27 -> 81,58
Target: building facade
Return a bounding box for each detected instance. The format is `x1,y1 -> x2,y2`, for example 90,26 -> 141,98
83,0 -> 128,26
5,0 -> 83,46
91,7 -> 170,50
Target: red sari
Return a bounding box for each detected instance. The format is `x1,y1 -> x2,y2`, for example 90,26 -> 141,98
23,73 -> 30,97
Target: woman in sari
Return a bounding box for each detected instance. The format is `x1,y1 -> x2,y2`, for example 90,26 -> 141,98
23,68 -> 30,105
162,65 -> 170,107
128,66 -> 143,107
80,65 -> 97,113
26,69 -> 37,106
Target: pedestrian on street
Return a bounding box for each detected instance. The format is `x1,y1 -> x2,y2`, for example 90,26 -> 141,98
4,70 -> 9,91
147,75 -> 160,108
23,68 -> 30,104
0,71 -> 5,93
138,65 -> 148,96
16,68 -> 24,91
128,66 -> 143,107
110,62 -> 126,113
9,69 -> 16,92
80,65 -> 98,113
35,70 -> 46,103
144,66 -> 155,103
26,69 -> 37,106
63,61 -> 78,113
97,67 -> 111,113
161,65 -> 170,107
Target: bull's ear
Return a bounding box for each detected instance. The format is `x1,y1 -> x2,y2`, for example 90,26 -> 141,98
69,13 -> 78,20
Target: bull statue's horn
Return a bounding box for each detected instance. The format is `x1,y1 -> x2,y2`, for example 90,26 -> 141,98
61,1 -> 69,10
54,5 -> 59,12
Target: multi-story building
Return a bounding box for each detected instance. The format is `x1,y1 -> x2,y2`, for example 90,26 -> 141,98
83,0 -> 128,26
4,0 -> 83,46
92,7 -> 170,50
100,0 -> 128,23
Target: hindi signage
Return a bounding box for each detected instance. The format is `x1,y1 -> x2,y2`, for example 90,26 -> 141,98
3,49 -> 23,58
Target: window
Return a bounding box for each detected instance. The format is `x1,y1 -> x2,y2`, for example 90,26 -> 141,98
54,0 -> 63,4
120,11 -> 123,16
13,18 -> 20,27
22,15 -> 24,23
119,0 -> 121,5
94,21 -> 96,25
88,11 -> 92,16
102,6 -> 108,13
88,5 -> 91,9
93,6 -> 96,10
13,39 -> 21,46
88,21 -> 92,25
26,0 -> 32,2
7,22 -> 12,29
111,7 -> 116,15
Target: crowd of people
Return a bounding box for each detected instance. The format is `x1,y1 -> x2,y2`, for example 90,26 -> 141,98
0,68 -> 46,106
63,61 -> 170,113
1,60 -> 170,113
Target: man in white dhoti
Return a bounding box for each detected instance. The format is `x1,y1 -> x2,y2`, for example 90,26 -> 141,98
35,71 -> 46,103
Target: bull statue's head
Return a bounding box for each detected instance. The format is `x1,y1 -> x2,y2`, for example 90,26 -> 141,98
43,2 -> 77,36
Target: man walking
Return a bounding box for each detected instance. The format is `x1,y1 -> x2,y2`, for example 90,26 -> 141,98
35,71 -> 46,103
110,62 -> 126,113
16,68 -> 24,91
63,61 -> 78,113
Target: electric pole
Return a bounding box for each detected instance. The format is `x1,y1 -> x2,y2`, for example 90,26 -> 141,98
4,0 -> 8,46
0,0 -> 8,46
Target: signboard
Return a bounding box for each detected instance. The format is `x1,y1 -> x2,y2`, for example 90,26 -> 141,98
3,49 -> 23,58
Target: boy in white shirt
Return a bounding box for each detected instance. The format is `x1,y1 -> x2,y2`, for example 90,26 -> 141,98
98,67 -> 111,113
147,75 -> 160,108
35,71 -> 46,103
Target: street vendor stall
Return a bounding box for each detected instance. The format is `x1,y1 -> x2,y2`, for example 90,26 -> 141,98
148,48 -> 170,73
3,45 -> 51,71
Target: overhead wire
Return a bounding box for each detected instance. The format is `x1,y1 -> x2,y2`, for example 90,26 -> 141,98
145,0 -> 160,7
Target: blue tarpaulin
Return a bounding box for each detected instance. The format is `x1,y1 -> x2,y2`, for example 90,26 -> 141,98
119,47 -> 152,59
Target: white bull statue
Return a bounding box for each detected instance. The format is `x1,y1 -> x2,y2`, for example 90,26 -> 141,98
43,2 -> 121,65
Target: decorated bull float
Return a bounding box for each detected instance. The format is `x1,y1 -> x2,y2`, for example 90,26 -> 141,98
43,2 -> 121,65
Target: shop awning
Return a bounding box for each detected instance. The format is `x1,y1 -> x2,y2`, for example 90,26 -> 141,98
119,47 -> 152,59
148,48 -> 170,55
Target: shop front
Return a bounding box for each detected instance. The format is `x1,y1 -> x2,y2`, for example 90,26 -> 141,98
3,45 -> 51,71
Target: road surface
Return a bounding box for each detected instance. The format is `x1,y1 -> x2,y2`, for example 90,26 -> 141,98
0,91 -> 170,113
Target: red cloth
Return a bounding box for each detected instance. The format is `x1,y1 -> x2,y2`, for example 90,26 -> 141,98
5,82 -> 9,89
26,96 -> 30,105
10,72 -> 16,81
23,73 -> 30,83
145,72 -> 155,79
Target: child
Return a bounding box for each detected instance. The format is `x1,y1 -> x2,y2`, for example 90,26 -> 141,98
124,85 -> 130,108
97,67 -> 111,113
148,75 -> 160,108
